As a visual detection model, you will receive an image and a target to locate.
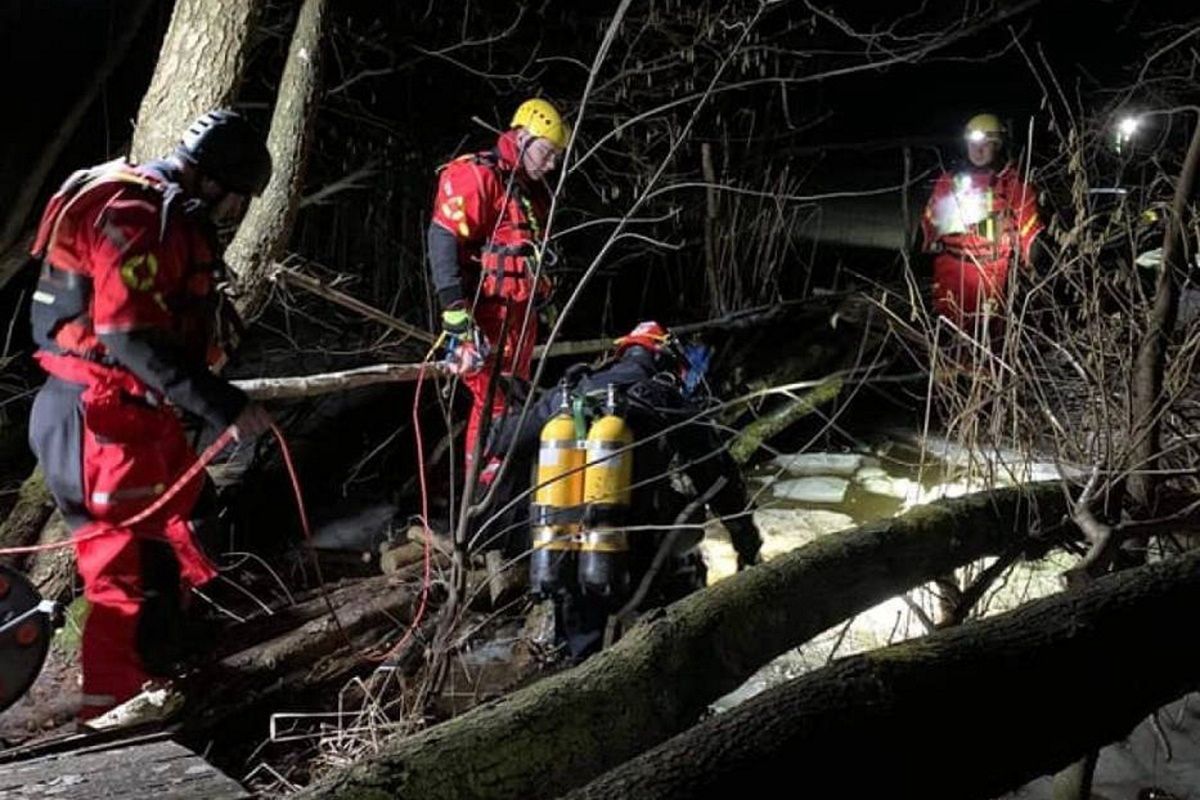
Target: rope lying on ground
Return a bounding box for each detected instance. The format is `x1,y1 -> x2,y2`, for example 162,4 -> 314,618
0,421 -> 436,663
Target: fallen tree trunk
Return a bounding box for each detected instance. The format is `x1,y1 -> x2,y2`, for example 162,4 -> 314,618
28,512 -> 74,603
729,376 -> 843,464
185,564 -> 443,737
299,483 -> 1072,800
0,468 -> 53,570
265,272 -> 805,363
0,738 -> 250,800
232,362 -> 445,400
565,549 -> 1200,800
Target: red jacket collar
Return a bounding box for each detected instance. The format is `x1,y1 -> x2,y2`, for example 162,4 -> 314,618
493,129 -> 524,173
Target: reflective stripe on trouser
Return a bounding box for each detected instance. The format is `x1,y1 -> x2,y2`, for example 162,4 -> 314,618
28,375 -> 216,719
73,525 -> 186,720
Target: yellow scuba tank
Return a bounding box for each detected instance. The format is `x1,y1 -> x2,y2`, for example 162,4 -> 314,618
529,385 -> 585,596
579,385 -> 633,596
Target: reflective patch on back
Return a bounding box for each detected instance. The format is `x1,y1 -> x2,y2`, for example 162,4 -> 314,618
119,253 -> 159,291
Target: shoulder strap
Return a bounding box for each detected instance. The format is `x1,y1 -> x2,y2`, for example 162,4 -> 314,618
438,148 -> 505,175
33,161 -> 166,260
472,148 -> 503,170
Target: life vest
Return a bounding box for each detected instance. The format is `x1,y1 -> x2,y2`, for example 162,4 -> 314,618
441,147 -> 549,304
923,165 -> 1041,267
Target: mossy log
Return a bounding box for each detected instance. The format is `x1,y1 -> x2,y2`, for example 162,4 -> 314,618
298,484 -> 1070,800
183,563 -> 441,739
729,376 -> 844,464
0,468 -> 54,570
720,298 -> 891,463
28,512 -> 75,603
566,549 -> 1200,799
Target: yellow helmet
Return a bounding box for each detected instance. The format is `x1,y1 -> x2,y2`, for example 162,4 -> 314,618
511,98 -> 571,150
964,113 -> 1005,143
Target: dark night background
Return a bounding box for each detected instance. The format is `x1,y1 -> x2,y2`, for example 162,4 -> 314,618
0,0 -> 1195,510
2,6 -> 1200,789
0,0 -> 1188,319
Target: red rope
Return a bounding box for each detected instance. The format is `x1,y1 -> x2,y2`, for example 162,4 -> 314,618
0,427 -> 236,556
2,402 -> 439,670
368,346 -> 437,663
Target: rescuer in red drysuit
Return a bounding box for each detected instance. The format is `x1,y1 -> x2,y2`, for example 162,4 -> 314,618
426,98 -> 570,490
921,113 -> 1043,342
27,109 -> 273,721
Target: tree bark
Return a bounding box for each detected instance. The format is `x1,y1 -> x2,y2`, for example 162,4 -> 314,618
729,375 -> 843,463
0,468 -> 53,571
700,142 -> 724,317
232,362 -> 444,400
1128,119 -> 1200,514
298,484 -> 1070,800
130,0 -> 265,163
565,550 -> 1200,800
0,738 -> 250,800
1051,752 -> 1098,800
227,0 -> 328,317
184,565 -> 439,737
28,512 -> 75,603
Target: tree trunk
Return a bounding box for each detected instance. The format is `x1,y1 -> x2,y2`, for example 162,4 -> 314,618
1128,120 -> 1200,513
231,362 -> 444,400
130,0 -> 265,163
1051,752 -> 1098,800
700,142 -> 723,317
227,0 -> 328,317
729,375 -> 843,463
28,512 -> 75,603
0,474 -> 76,604
298,484 -> 1070,800
0,468 -> 53,571
565,550 -> 1200,800
1062,126 -> 1200,795
184,565 -> 439,737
